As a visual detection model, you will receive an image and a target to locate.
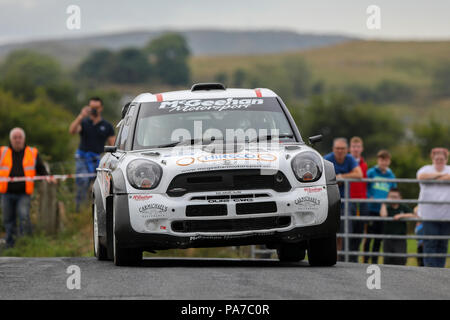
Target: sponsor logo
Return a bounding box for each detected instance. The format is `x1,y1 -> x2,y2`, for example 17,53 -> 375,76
176,157 -> 195,166
132,195 -> 153,201
176,153 -> 277,166
189,231 -> 275,241
197,153 -> 277,163
303,187 -> 323,193
294,196 -> 321,209
139,203 -> 168,213
159,98 -> 263,113
206,198 -> 254,203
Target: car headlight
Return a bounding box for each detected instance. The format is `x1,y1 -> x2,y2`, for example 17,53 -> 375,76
126,159 -> 162,189
291,152 -> 323,182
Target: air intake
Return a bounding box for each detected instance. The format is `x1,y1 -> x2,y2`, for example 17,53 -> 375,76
191,83 -> 226,91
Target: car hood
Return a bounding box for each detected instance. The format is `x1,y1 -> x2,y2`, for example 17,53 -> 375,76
126,142 -> 310,175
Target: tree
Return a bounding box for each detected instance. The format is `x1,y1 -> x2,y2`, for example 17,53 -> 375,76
294,94 -> 404,157
78,49 -> 114,82
0,50 -> 63,101
145,33 -> 191,85
413,119 -> 450,158
0,89 -> 74,162
282,57 -> 311,98
232,68 -> 247,87
107,48 -> 150,84
432,61 -> 450,98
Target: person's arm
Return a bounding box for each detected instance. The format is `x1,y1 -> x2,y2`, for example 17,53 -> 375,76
380,203 -> 388,217
69,107 -> 90,135
394,213 -> 418,220
339,166 -> 363,179
417,172 -> 446,180
436,174 -> 450,180
107,136 -> 116,146
393,206 -> 418,220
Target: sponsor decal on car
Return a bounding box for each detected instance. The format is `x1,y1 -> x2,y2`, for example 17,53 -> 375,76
139,203 -> 168,213
303,187 -> 323,193
176,153 -> 277,166
131,194 -> 153,201
294,196 -> 321,210
159,98 -> 263,113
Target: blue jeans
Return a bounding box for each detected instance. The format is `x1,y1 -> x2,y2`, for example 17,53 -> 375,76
75,157 -> 96,212
1,193 -> 32,248
423,221 -> 450,268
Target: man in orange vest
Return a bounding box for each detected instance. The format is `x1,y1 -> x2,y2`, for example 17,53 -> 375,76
0,128 -> 50,248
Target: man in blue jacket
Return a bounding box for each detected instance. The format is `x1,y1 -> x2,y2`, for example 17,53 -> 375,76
364,149 -> 397,264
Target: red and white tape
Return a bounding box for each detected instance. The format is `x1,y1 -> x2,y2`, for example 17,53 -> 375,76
0,173 -> 96,183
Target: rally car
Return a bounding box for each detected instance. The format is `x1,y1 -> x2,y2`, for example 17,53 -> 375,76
92,83 -> 340,266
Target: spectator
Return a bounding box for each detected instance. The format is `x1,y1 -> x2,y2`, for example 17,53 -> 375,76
348,136 -> 369,263
69,97 -> 115,212
324,138 -> 363,256
380,188 -> 417,266
416,147 -> 450,268
364,150 -> 397,264
0,128 -> 52,248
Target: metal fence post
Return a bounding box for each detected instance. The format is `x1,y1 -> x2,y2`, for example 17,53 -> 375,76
344,180 -> 350,262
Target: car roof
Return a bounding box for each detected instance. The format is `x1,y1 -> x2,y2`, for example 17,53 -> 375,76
132,88 -> 278,103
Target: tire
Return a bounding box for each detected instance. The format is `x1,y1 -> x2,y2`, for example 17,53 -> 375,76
307,234 -> 337,267
277,243 -> 306,262
93,203 -> 108,260
112,206 -> 142,266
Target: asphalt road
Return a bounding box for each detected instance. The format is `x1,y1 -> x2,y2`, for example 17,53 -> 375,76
0,257 -> 449,299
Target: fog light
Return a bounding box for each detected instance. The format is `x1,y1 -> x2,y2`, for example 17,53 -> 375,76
145,220 -> 157,231
297,211 -> 315,224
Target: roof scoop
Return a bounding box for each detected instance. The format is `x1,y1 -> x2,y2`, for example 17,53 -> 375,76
191,83 -> 226,91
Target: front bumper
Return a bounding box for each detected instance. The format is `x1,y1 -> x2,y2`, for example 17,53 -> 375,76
114,183 -> 340,250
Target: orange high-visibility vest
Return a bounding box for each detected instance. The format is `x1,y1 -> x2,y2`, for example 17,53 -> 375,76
0,146 -> 38,195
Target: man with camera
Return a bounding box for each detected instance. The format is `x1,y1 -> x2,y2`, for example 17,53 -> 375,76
69,97 -> 115,212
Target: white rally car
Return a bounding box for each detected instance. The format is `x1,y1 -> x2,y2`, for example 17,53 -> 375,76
93,83 -> 340,266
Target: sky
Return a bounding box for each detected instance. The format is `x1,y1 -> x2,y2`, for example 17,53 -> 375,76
0,0 -> 449,44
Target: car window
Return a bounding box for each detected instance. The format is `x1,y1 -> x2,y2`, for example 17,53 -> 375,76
133,97 -> 297,150
119,105 -> 136,150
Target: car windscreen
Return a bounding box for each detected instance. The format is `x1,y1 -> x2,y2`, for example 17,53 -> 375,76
133,97 -> 297,150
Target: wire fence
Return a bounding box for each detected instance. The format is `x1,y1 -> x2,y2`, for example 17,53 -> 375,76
251,178 -> 450,264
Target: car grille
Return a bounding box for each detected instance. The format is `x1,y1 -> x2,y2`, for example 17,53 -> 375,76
167,169 -> 291,197
171,216 -> 291,233
186,204 -> 227,217
236,201 -> 277,215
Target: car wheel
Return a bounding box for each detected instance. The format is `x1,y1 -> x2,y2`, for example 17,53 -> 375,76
277,243 -> 306,262
93,203 -> 108,260
307,234 -> 337,267
112,207 -> 142,266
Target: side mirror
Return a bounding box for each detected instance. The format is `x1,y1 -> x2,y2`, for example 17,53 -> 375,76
104,146 -> 117,153
308,134 -> 323,145
121,102 -> 131,119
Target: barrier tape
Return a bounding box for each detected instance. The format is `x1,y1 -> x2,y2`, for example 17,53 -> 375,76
0,173 -> 96,183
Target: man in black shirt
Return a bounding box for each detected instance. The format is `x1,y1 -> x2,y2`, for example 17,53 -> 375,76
0,128 -> 50,248
69,97 -> 115,211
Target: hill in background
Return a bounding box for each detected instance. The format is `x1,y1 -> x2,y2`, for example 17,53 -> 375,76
0,29 -> 354,68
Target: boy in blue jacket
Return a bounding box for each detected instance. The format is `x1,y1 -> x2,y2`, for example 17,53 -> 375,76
363,150 -> 397,264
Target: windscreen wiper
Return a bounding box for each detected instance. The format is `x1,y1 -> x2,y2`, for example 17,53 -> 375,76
248,133 -> 294,143
156,137 -> 223,148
